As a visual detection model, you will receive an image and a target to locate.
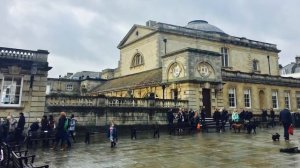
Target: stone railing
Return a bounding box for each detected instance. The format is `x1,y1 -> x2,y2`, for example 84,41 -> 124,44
155,23 -> 278,52
0,47 -> 49,62
46,95 -> 188,108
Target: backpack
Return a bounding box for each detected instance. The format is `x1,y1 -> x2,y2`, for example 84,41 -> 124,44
64,119 -> 70,131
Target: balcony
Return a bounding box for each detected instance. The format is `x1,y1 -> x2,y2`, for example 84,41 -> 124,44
0,47 -> 49,62
46,95 -> 188,109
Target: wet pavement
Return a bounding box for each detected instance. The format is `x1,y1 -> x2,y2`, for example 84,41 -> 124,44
30,127 -> 300,168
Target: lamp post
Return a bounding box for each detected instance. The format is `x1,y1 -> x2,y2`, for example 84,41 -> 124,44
162,84 -> 166,107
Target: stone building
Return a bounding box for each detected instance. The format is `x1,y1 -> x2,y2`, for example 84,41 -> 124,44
90,20 -> 300,116
0,47 -> 51,122
281,56 -> 300,78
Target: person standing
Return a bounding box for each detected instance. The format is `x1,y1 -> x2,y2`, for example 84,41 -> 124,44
53,112 -> 67,150
221,108 -> 229,132
200,106 -> 206,123
107,122 -> 118,148
279,108 -> 293,141
270,108 -> 275,127
16,112 -> 25,144
213,108 -> 221,132
68,114 -> 77,143
261,109 -> 268,122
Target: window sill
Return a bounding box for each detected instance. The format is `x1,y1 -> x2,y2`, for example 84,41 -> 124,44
252,70 -> 261,74
222,67 -> 233,70
0,105 -> 24,109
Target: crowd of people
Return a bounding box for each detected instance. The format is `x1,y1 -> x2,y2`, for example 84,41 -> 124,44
0,112 -> 77,151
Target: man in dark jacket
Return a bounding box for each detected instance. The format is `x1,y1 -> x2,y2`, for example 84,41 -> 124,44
279,108 -> 292,140
213,109 -> 221,132
220,109 -> 229,132
16,113 -> 25,143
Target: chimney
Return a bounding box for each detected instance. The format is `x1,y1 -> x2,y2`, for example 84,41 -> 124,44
146,20 -> 157,27
296,56 -> 300,64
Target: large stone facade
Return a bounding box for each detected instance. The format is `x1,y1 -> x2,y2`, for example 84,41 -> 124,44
91,20 -> 300,115
0,47 -> 51,123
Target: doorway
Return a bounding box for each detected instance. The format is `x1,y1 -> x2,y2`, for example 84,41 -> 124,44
202,89 -> 211,117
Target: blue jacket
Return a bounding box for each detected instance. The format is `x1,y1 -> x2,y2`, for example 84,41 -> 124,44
279,109 -> 292,125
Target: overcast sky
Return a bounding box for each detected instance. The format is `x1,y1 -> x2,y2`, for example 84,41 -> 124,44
1,0 -> 299,78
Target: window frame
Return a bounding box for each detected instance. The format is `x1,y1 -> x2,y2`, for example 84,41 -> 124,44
66,84 -> 73,91
271,91 -> 279,109
253,59 -> 260,72
130,53 -> 144,68
296,92 -> 300,110
221,47 -> 229,67
284,91 -> 291,109
244,89 -> 251,108
228,88 -> 236,108
0,75 -> 23,107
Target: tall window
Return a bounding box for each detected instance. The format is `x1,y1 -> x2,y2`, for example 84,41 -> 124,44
297,92 -> 300,109
284,91 -> 291,109
272,91 -> 278,109
253,60 -> 259,72
0,76 -> 23,106
221,47 -> 229,67
131,53 -> 144,67
244,89 -> 251,108
228,88 -> 236,108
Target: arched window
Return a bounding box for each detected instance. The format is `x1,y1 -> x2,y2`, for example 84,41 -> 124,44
131,53 -> 144,67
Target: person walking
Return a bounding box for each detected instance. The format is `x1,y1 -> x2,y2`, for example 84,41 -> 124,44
107,122 -> 118,148
53,112 -> 67,150
279,108 -> 293,141
68,114 -> 77,143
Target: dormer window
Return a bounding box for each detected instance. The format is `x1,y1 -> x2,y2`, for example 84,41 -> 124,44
131,53 -> 144,67
253,59 -> 260,72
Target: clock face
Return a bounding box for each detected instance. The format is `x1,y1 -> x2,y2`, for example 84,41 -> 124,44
173,65 -> 181,77
198,64 -> 210,77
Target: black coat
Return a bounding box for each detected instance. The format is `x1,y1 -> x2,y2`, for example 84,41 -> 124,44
279,109 -> 292,125
17,115 -> 25,130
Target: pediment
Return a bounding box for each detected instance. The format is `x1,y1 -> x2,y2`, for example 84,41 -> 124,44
118,25 -> 155,48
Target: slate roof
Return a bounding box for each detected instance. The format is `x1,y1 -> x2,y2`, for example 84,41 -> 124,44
90,68 -> 162,93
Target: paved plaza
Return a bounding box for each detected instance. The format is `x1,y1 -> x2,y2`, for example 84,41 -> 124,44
30,127 -> 300,168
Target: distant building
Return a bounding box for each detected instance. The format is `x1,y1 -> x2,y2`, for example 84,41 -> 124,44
0,47 -> 51,122
281,56 -> 300,78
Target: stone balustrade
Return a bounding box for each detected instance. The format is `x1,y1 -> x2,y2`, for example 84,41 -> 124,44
155,23 -> 278,52
46,95 -> 188,108
0,47 -> 48,62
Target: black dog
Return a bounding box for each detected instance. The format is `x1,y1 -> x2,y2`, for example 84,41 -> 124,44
272,133 -> 280,141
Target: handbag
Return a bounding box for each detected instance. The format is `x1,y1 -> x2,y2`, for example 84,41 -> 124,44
288,125 -> 294,135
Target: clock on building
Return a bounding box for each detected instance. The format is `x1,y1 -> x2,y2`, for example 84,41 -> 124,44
198,63 -> 210,77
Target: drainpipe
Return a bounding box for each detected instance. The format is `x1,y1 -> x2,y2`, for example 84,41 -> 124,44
267,56 -> 271,75
163,39 -> 167,55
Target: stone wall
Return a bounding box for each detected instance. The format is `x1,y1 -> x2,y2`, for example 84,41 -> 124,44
45,107 -> 170,126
